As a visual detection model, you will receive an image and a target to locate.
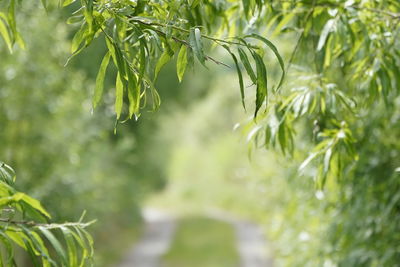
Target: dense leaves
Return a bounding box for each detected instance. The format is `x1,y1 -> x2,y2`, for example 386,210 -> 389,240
0,162 -> 94,266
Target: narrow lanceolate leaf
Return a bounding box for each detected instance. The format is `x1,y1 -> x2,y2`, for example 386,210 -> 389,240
242,0 -> 250,18
40,0 -> 48,10
189,28 -> 206,66
61,227 -> 78,267
317,19 -> 336,51
0,232 -> 14,267
106,39 -> 127,79
177,45 -> 188,82
29,231 -> 53,267
71,23 -> 87,54
187,46 -> 195,70
138,42 -> 146,81
20,227 -> 53,267
127,72 -> 139,118
62,0 -> 76,6
238,47 -> 256,83
246,34 -> 285,90
252,52 -> 268,117
155,51 -> 172,80
222,45 -> 245,109
93,51 -> 111,109
39,227 -> 68,266
7,0 -> 16,42
19,193 -> 51,219
190,0 -> 201,8
115,73 -> 124,119
0,16 -> 12,52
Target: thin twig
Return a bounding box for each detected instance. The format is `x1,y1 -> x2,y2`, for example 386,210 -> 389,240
143,25 -> 231,68
0,218 -> 94,228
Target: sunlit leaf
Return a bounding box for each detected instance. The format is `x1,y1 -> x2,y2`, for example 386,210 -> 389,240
115,72 -> 124,119
93,51 -> 111,109
177,45 -> 188,82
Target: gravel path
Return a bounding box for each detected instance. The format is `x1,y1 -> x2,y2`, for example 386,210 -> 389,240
117,209 -> 273,267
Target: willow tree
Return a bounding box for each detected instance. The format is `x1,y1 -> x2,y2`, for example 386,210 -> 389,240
0,0 -> 399,266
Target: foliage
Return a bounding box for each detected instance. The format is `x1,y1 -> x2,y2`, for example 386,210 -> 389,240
0,162 -> 94,266
0,6 -> 160,265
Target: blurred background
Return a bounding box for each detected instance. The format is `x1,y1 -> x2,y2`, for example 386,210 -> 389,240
1,3 -> 398,267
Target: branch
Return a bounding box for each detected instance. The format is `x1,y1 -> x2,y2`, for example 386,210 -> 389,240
0,218 -> 95,228
128,17 -> 259,49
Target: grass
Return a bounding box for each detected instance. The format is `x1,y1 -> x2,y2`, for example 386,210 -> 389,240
162,216 -> 240,267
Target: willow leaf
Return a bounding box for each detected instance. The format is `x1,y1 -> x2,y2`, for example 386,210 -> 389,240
223,45 -> 245,109
155,51 -> 172,80
0,16 -> 12,52
39,228 -> 68,266
177,45 -> 188,82
61,227 -> 78,267
246,34 -> 285,90
252,52 -> 268,117
127,72 -> 139,118
115,72 -> 124,119
93,51 -> 111,109
238,47 -> 256,83
189,28 -> 206,67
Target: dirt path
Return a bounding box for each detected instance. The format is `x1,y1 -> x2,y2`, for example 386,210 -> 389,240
233,220 -> 274,267
117,209 -> 273,267
117,209 -> 176,267
207,210 -> 274,267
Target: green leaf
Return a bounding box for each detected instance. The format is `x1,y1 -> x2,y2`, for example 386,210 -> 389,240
246,34 -> 285,90
238,47 -> 256,83
106,39 -> 127,80
189,28 -> 206,67
74,227 -> 94,258
61,227 -> 78,267
21,227 -> 53,267
242,0 -> 250,18
187,46 -> 195,70
0,232 -> 14,266
93,51 -> 111,109
252,52 -> 268,117
190,0 -> 201,8
62,0 -> 76,6
138,43 -> 146,81
18,193 -> 51,219
155,51 -> 172,80
69,229 -> 89,267
29,231 -> 53,267
299,152 -> 319,172
323,148 -> 333,174
5,229 -> 27,250
0,162 -> 16,185
71,23 -> 87,54
317,19 -> 336,51
272,13 -> 295,36
222,45 -> 245,109
127,72 -> 140,118
278,123 -> 286,154
7,0 -> 16,43
39,227 -> 68,266
115,72 -> 124,119
40,0 -> 48,10
0,16 -> 12,52
177,45 -> 188,82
